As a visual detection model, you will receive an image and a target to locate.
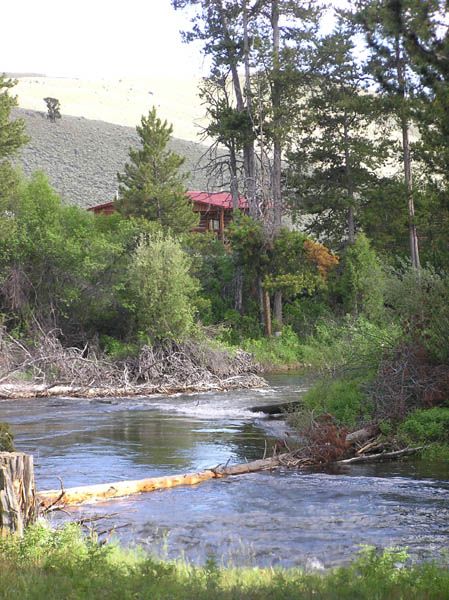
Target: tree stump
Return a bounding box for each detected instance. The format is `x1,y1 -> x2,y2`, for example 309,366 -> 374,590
0,453 -> 37,536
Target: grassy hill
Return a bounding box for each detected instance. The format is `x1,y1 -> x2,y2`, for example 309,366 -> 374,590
14,108 -> 219,208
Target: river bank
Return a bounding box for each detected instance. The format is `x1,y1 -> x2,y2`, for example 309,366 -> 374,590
2,523 -> 449,600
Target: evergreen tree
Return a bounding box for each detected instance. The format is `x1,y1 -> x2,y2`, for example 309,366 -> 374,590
172,0 -> 258,218
286,23 -> 390,248
116,107 -> 197,234
352,0 -> 423,268
0,75 -> 29,202
382,1 -> 449,184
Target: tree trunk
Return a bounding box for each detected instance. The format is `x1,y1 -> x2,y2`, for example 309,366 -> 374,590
0,452 -> 37,536
396,37 -> 420,269
243,0 -> 257,219
234,266 -> 243,313
217,0 -> 257,219
273,290 -> 283,333
38,456 -> 284,508
343,114 -> 355,244
37,445 -> 423,509
262,288 -> 272,337
271,0 -> 283,234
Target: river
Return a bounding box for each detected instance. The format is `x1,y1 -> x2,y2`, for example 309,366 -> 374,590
1,373 -> 449,568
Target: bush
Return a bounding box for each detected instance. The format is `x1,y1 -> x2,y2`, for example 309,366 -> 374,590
385,265 -> 449,364
183,232 -> 235,325
241,326 -> 303,368
397,408 -> 449,445
128,232 -> 200,341
298,376 -> 374,429
0,422 -> 14,452
301,316 -> 400,373
284,295 -> 332,337
337,233 -> 386,322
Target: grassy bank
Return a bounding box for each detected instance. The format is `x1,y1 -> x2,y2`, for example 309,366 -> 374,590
1,524 -> 449,600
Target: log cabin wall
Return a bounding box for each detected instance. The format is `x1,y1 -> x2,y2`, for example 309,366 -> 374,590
88,192 -> 248,241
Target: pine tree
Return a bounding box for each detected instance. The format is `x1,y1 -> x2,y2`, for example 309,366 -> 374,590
116,107 -> 197,234
0,75 -> 28,202
383,1 -> 449,183
352,0 -> 423,268
172,0 -> 259,219
286,22 -> 390,248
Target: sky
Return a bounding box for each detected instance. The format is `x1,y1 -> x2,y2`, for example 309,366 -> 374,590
3,0 -> 204,78
3,0 -> 348,80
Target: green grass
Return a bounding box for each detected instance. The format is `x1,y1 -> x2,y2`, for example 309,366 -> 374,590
289,376 -> 374,429
1,524 -> 449,599
241,326 -> 304,369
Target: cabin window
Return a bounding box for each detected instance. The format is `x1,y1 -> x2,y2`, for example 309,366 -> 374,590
209,219 -> 220,231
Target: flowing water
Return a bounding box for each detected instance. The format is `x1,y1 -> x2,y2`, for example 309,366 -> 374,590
1,373 -> 449,568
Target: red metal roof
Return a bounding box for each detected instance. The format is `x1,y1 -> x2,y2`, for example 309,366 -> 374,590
188,191 -> 248,210
87,191 -> 248,213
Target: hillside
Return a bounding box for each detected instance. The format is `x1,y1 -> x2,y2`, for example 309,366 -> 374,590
12,75 -> 206,142
14,108 -> 218,208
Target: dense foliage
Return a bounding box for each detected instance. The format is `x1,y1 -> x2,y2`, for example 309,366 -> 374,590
0,5 -> 448,458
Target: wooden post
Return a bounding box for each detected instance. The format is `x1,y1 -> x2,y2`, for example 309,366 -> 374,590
219,207 -> 225,241
0,453 -> 37,536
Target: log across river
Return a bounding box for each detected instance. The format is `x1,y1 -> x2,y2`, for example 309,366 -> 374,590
38,448 -> 423,509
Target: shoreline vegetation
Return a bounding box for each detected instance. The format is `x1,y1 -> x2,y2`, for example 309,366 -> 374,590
1,524 -> 449,600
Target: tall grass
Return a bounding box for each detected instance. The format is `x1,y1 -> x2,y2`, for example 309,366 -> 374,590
1,524 -> 449,600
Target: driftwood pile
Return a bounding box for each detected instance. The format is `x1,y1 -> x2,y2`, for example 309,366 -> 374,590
272,420 -> 421,469
371,344 -> 449,420
0,330 -> 265,398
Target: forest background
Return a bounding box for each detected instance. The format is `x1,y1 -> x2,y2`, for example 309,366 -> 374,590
0,0 -> 449,452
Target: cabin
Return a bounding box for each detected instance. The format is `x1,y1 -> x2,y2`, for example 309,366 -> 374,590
88,191 -> 248,239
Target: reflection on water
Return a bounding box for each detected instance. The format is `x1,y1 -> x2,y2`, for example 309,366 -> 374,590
1,374 -> 449,567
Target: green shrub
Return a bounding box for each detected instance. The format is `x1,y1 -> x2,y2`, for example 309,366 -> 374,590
99,335 -> 139,359
284,295 -> 332,337
337,233 -> 386,322
398,408 -> 449,445
0,422 -> 14,452
420,443 -> 449,461
183,232 -> 235,326
128,232 -> 200,341
385,265 -> 449,363
299,376 -> 374,428
301,316 -> 400,372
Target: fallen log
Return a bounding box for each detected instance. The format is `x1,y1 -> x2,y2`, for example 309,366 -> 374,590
38,456 -> 282,508
37,446 -> 424,509
248,401 -> 302,415
346,425 -> 380,445
0,452 -> 37,536
337,447 -> 423,465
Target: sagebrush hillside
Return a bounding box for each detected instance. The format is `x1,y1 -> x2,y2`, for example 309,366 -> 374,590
14,108 -> 218,208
